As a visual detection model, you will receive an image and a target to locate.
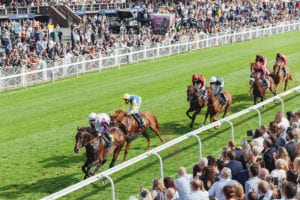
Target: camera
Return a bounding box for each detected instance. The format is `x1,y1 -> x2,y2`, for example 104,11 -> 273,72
247,130 -> 254,136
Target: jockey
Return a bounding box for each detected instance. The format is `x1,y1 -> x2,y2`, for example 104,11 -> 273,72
122,93 -> 145,128
254,55 -> 269,88
209,76 -> 227,105
192,74 -> 206,92
88,112 -> 112,148
275,53 -> 287,76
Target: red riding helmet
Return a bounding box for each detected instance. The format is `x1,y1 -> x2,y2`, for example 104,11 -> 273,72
192,74 -> 199,81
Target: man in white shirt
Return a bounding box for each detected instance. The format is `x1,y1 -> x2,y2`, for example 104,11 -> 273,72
208,167 -> 237,200
175,167 -> 193,200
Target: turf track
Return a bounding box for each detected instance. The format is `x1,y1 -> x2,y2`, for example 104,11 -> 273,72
0,31 -> 300,200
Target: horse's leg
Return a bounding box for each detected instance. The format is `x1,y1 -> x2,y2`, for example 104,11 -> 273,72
149,122 -> 164,142
190,110 -> 200,128
203,109 -> 209,125
284,78 -> 288,91
123,142 -> 131,161
142,131 -> 151,150
109,147 -> 122,168
186,108 -> 193,119
81,161 -> 90,179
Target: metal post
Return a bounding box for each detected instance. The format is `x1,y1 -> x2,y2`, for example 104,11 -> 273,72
149,152 -> 164,179
274,96 -> 284,114
250,107 -> 261,128
188,133 -> 202,162
101,174 -> 115,200
221,119 -> 234,141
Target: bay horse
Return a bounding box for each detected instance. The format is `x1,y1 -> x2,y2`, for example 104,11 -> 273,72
203,86 -> 233,126
110,109 -> 164,160
186,85 -> 207,128
269,62 -> 292,92
74,126 -> 126,179
249,62 -> 276,105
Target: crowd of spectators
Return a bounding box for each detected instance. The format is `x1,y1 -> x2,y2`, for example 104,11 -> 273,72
130,109 -> 300,200
0,0 -> 300,71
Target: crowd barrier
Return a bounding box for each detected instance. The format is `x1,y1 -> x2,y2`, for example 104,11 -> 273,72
41,85 -> 300,200
1,21 -> 300,91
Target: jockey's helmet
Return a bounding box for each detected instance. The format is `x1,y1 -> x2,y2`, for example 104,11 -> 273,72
210,76 -> 217,84
88,112 -> 97,121
256,55 -> 263,62
192,74 -> 199,81
123,93 -> 130,100
276,53 -> 281,58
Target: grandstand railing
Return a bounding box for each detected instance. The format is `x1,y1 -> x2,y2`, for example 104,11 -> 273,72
41,85 -> 300,200
1,21 -> 300,91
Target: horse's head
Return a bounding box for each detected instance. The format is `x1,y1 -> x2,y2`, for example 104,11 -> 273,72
110,109 -> 127,126
186,85 -> 197,102
74,127 -> 94,153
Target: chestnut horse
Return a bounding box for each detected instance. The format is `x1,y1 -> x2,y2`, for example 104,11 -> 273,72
269,62 -> 292,92
110,109 -> 164,160
186,85 -> 207,128
203,86 -> 233,125
74,126 -> 126,179
249,62 -> 276,104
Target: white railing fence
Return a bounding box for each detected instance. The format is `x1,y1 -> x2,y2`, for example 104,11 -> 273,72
1,21 -> 300,91
41,85 -> 300,200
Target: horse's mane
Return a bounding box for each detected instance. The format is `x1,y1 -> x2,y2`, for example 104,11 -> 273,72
78,126 -> 94,134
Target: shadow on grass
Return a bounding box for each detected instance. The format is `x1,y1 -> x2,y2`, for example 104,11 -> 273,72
0,173 -> 80,199
39,154 -> 84,168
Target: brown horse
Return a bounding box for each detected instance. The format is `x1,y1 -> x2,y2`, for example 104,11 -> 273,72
269,62 -> 292,92
249,62 -> 276,104
186,85 -> 207,128
110,109 -> 164,160
203,86 -> 233,125
74,126 -> 126,179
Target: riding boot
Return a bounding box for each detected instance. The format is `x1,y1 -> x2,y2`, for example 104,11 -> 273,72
103,133 -> 112,148
138,117 -> 145,128
133,113 -> 145,128
262,78 -> 269,88
282,67 -> 287,77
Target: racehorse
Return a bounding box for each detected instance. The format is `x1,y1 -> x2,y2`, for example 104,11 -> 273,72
203,86 -> 233,126
186,85 -> 207,128
110,109 -> 164,160
269,62 -> 292,92
74,126 -> 126,179
249,62 -> 276,105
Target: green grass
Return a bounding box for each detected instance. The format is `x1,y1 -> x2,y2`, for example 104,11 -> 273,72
1,31 -> 300,200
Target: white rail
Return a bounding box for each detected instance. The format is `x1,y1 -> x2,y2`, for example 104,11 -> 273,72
41,85 -> 300,200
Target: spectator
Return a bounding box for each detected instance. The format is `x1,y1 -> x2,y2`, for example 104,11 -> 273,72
245,163 -> 261,197
276,147 -> 291,169
151,178 -> 167,200
274,111 -> 290,130
247,191 -> 259,200
257,180 -> 273,200
279,181 -> 297,199
174,167 -> 193,200
275,124 -> 287,149
208,167 -> 237,200
258,168 -> 270,181
222,185 -> 236,200
225,150 -> 243,180
271,158 -> 287,187
163,177 -> 179,200
285,129 -> 297,162
261,138 -> 277,172
188,178 -> 209,200
140,188 -> 153,200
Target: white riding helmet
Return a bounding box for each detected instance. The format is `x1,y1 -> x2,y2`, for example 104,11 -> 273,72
88,112 -> 97,121
210,76 -> 217,84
